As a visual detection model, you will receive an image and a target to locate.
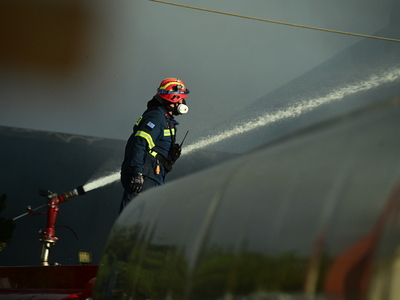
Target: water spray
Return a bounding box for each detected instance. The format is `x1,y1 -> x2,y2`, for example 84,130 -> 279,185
66,68 -> 400,190
82,172 -> 120,192
183,68 -> 400,155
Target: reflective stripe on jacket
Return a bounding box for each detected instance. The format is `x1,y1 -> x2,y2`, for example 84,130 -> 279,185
121,105 -> 178,184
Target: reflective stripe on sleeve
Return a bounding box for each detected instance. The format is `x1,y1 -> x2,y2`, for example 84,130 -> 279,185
149,149 -> 158,158
135,130 -> 156,149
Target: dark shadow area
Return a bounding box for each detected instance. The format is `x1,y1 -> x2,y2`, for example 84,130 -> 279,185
0,126 -> 236,266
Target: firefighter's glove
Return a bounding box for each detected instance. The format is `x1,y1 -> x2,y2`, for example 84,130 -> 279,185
130,173 -> 144,194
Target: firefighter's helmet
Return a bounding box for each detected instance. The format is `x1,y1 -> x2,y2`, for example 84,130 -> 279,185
157,78 -> 189,103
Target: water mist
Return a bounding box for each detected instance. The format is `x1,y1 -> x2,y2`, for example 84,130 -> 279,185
81,68 -> 400,191
184,68 -> 400,155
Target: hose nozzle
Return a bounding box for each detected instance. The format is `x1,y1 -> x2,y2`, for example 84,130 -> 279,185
75,185 -> 86,196
61,186 -> 86,201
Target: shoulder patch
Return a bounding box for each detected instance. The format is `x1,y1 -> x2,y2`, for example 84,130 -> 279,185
135,116 -> 143,126
146,121 -> 156,130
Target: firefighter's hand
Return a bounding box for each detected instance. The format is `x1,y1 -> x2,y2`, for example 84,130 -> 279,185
130,173 -> 144,194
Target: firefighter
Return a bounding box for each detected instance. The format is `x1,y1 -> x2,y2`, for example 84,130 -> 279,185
119,78 -> 190,213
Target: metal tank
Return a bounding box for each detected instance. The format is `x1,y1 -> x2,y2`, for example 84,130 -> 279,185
94,98 -> 400,299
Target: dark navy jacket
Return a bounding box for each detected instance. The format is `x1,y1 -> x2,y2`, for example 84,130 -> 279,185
121,101 -> 178,187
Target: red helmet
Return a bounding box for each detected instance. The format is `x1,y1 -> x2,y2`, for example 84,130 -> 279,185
157,78 -> 190,103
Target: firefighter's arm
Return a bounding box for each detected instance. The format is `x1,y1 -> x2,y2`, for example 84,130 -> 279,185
129,116 -> 162,175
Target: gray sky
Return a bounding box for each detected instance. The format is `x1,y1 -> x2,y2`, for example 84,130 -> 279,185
0,0 -> 395,147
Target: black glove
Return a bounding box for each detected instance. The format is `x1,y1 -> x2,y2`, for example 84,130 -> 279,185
130,173 -> 144,194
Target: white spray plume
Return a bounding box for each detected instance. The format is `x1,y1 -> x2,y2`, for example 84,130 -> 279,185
81,68 -> 400,192
183,68 -> 400,155
83,171 -> 120,192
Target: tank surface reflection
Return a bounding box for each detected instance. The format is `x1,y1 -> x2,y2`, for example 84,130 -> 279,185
94,98 -> 400,299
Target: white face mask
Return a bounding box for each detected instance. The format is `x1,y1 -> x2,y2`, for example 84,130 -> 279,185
177,103 -> 189,114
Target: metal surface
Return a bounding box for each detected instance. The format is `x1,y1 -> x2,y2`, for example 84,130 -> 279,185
94,98 -> 400,299
37,188 -> 86,266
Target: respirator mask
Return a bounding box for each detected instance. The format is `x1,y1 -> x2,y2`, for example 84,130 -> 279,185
175,99 -> 189,115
